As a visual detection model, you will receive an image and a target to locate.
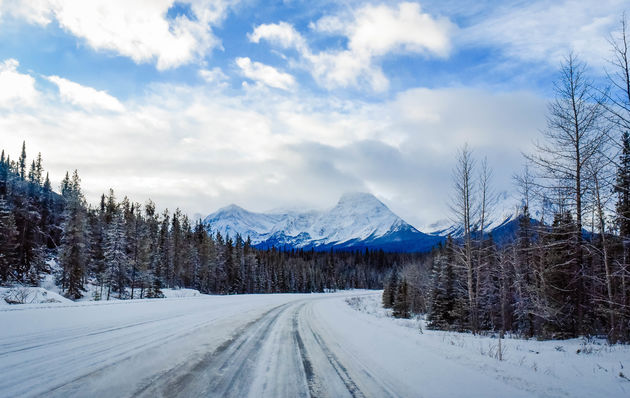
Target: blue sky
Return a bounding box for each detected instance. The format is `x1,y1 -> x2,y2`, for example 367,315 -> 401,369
0,0 -> 626,228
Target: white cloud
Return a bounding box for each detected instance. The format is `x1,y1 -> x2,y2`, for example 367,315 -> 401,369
249,21 -> 306,51
235,57 -> 296,90
46,75 -> 124,112
1,0 -> 54,25
251,2 -> 453,91
0,57 -> 546,229
0,59 -> 39,108
340,2 -> 452,58
199,67 -> 229,87
0,0 -> 233,70
462,0 -> 627,68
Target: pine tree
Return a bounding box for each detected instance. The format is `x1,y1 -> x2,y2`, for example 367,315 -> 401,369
104,212 -> 128,300
382,270 -> 398,309
539,211 -> 579,338
170,208 -> 182,287
0,150 -> 7,196
0,197 -> 19,282
34,153 -> 43,185
157,209 -> 171,292
59,170 -> 88,299
427,238 -> 456,329
144,200 -> 163,298
87,208 -> 106,299
615,132 -> 630,238
18,141 -> 26,180
393,278 -> 411,318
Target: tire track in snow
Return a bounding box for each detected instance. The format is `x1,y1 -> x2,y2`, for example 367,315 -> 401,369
293,307 -> 321,398
33,311 -> 232,397
137,302 -> 295,398
306,320 -> 366,398
0,313 -> 192,356
305,301 -> 399,398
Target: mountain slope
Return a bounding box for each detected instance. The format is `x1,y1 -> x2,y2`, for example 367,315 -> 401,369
204,192 -> 443,252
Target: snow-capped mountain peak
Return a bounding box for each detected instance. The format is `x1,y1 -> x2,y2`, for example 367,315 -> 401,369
203,192 -> 441,251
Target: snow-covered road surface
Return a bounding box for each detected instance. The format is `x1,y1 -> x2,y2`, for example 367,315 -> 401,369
1,291 -> 627,397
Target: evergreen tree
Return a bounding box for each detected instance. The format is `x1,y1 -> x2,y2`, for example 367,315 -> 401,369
539,212 -> 579,338
18,141 -> 26,180
104,212 -> 128,299
427,238 -> 456,329
87,208 -> 106,300
0,197 -> 19,282
34,153 -> 43,185
59,170 -> 88,299
382,270 -> 398,309
0,150 -> 8,196
615,131 -> 630,238
393,278 -> 411,319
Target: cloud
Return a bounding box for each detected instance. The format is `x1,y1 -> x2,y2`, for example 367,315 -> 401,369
462,0 -> 627,68
0,0 -> 233,70
0,59 -> 39,108
327,2 -> 452,58
0,57 -> 546,229
199,67 -> 229,87
249,21 -> 306,51
235,57 -> 296,90
251,2 -> 454,91
46,76 -> 124,112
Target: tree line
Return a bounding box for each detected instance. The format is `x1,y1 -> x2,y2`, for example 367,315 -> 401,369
384,17 -> 630,343
0,144 -> 414,299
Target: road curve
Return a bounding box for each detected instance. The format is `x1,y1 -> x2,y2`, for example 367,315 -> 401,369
0,291 -> 541,398
136,296 -> 393,398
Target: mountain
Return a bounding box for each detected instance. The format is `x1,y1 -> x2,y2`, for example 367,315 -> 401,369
426,191 -> 527,241
203,192 -> 444,252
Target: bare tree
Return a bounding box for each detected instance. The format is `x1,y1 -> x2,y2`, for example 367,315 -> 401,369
605,13 -> 630,136
526,53 -> 606,334
605,13 -> 630,341
450,144 -> 479,332
475,157 -> 496,327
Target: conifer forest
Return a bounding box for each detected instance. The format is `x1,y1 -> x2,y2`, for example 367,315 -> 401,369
1,7 -> 630,348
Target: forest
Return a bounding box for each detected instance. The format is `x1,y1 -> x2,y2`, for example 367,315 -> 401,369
0,146 -> 411,301
2,15 -> 630,346
384,19 -> 630,343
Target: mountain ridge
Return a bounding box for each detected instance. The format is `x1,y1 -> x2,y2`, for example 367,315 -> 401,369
203,192 -> 529,252
203,192 -> 445,252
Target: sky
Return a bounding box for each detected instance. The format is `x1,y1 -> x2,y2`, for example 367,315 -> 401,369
0,0 -> 627,229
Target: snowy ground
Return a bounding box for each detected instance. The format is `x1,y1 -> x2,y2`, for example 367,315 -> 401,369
0,291 -> 628,397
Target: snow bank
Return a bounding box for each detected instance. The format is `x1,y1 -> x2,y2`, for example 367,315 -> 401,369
161,288 -> 203,298
0,286 -> 73,306
344,294 -> 630,397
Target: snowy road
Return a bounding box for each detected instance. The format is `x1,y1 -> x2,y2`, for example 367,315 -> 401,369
1,291 -> 627,398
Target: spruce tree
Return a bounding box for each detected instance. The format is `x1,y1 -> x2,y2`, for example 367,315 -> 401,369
104,212 -> 128,299
427,239 -> 456,329
382,270 -> 398,309
0,150 -> 7,196
0,197 -> 19,282
34,153 -> 43,185
18,141 -> 26,180
615,131 -> 630,239
59,170 -> 88,299
393,278 -> 411,318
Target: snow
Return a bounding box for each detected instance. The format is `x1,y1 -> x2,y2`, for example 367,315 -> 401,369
344,294 -> 630,398
425,190 -> 524,237
1,291 -> 628,397
204,191 -> 418,247
0,286 -> 73,306
161,288 -> 203,298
